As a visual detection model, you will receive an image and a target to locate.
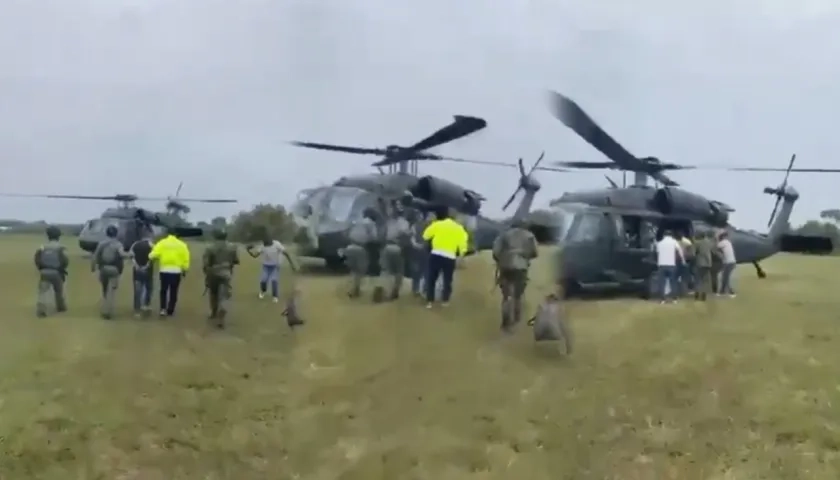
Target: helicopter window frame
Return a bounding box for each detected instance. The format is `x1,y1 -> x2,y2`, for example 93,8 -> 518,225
566,212 -> 607,244
323,187 -> 364,222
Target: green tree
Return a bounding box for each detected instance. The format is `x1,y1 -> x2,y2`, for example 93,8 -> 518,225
229,204 -> 296,243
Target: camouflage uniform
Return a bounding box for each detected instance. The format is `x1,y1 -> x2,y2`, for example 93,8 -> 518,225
492,223 -> 538,332
692,232 -> 714,300
373,214 -> 411,302
34,226 -> 69,317
91,226 -> 125,319
345,210 -> 378,298
408,213 -> 432,296
203,229 -> 240,329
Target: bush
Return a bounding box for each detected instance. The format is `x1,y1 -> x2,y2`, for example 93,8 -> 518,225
229,204 -> 296,243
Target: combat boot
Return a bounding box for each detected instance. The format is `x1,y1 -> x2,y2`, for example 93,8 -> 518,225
500,298 -> 514,334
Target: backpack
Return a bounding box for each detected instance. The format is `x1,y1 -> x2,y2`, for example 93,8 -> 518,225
38,244 -> 63,270
99,241 -> 120,265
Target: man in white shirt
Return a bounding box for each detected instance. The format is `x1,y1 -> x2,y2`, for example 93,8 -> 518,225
655,230 -> 684,303
246,236 -> 297,302
717,231 -> 737,297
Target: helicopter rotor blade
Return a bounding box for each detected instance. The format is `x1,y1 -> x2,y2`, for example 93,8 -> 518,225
517,158 -> 525,177
174,181 -> 183,198
289,141 -> 387,156
407,115 -> 487,152
527,151 -> 546,175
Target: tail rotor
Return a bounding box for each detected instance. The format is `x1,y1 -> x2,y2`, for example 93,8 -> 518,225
764,153 -> 796,227
502,151 -> 545,211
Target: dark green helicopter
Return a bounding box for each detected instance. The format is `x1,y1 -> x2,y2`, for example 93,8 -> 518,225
2,182 -> 236,252
542,91 -> 840,296
289,115 -> 562,270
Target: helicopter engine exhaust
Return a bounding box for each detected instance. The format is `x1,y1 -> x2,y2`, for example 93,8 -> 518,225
653,187 -> 728,227
411,176 -> 482,215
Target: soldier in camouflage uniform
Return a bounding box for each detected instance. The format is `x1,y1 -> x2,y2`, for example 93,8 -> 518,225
203,228 -> 240,329
408,210 -> 432,296
91,225 -> 125,320
492,219 -> 539,333
345,208 -> 378,298
34,225 -> 69,317
692,230 -> 714,301
373,205 -> 411,302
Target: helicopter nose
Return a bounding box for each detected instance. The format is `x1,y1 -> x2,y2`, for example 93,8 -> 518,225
79,239 -> 99,252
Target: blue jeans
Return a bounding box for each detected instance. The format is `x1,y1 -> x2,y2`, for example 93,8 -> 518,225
656,265 -> 677,301
719,263 -> 736,294
133,268 -> 153,312
260,264 -> 280,298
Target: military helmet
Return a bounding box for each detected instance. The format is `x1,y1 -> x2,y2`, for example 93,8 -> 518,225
45,225 -> 61,240
105,225 -> 118,238
212,228 -> 228,240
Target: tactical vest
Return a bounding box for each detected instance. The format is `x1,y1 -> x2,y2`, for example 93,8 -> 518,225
384,217 -> 409,244
38,242 -> 64,270
97,239 -> 124,268
497,229 -> 534,270
207,242 -> 237,277
348,219 -> 376,245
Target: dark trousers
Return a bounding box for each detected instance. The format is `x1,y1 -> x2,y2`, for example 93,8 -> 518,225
425,254 -> 456,303
159,272 -> 182,315
133,268 -> 153,312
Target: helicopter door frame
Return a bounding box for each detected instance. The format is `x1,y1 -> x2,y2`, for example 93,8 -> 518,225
611,213 -> 658,283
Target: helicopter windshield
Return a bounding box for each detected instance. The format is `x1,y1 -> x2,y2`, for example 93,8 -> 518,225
292,186 -> 366,223
550,203 -> 603,245
84,217 -> 121,233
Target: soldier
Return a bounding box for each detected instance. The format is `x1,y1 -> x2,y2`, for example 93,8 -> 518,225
345,208 -> 378,298
692,230 -> 714,301
408,210 -> 433,296
34,225 -> 69,317
202,228 -> 240,329
373,205 -> 411,302
90,225 -> 125,320
492,219 -> 539,333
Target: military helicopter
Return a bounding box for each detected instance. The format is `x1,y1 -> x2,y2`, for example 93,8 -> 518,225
2,182 -> 236,252
542,91 -> 840,296
289,115 -> 559,269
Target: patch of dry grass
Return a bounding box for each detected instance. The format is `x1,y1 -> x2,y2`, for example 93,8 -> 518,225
1,235 -> 839,479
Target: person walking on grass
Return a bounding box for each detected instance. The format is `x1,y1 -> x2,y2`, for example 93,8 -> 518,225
149,229 -> 190,317
246,234 -> 297,303
655,229 -> 684,304
421,206 -> 469,308
91,225 -> 125,320
717,231 -> 737,297
129,233 -> 154,318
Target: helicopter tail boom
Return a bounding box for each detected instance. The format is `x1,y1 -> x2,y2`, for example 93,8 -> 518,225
778,234 -> 833,255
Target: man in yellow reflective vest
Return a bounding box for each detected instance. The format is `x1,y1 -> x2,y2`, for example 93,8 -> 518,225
421,206 -> 469,308
149,230 -> 190,317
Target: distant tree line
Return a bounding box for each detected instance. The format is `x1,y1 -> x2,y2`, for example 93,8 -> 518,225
0,203 -> 298,244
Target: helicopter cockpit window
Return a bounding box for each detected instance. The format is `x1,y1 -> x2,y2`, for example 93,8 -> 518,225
323,187 -> 365,222
86,217 -> 120,233
566,213 -> 605,244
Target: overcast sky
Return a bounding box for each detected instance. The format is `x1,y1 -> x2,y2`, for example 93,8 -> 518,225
1,0 -> 839,229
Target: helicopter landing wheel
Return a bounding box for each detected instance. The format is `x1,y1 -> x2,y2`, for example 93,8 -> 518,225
324,256 -> 345,271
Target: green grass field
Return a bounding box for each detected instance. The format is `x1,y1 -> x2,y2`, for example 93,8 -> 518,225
1,234 -> 839,479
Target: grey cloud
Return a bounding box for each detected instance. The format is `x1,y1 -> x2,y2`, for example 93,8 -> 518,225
1,0 -> 839,229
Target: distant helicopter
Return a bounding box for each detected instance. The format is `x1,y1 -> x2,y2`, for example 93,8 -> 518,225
2,182 -> 236,252
542,91 -> 840,296
289,115 -> 561,270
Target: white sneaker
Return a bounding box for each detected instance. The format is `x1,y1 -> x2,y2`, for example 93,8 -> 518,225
426,303 -> 433,309
729,294 -> 736,298
258,293 -> 265,299
272,297 -> 279,303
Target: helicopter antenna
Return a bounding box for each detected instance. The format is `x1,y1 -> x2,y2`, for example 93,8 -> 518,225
622,171 -> 626,188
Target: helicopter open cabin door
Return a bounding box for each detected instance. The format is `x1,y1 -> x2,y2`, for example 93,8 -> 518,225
611,214 -> 658,286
